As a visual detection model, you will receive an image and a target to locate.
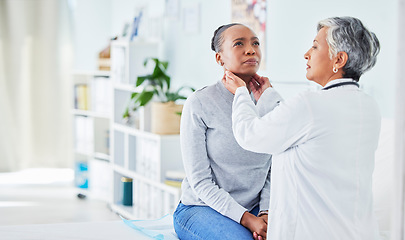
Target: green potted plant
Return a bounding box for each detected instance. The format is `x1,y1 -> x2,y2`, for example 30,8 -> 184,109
123,57 -> 194,134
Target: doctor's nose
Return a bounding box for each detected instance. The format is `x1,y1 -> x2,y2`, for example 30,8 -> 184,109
304,51 -> 310,60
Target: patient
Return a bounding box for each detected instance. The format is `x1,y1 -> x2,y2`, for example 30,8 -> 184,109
173,23 -> 282,240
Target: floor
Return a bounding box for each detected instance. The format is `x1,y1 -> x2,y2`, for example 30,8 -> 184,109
0,168 -> 121,226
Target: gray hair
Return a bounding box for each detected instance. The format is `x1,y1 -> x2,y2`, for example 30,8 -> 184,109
317,17 -> 380,81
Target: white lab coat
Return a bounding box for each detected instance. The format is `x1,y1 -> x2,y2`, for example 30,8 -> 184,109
232,79 -> 381,240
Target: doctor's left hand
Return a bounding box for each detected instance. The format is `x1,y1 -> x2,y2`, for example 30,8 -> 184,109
249,74 -> 272,101
222,70 -> 246,94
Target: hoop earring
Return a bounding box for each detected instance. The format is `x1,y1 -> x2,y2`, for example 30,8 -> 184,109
333,67 -> 338,73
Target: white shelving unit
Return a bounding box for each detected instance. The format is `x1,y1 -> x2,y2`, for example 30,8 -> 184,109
110,129 -> 182,219
71,71 -> 112,202
109,40 -> 183,220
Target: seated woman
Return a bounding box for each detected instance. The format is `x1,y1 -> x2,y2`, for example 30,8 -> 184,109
223,17 -> 381,239
173,23 -> 282,240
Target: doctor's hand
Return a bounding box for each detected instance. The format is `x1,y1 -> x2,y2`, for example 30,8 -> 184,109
222,70 -> 246,94
240,212 -> 267,240
249,74 -> 272,102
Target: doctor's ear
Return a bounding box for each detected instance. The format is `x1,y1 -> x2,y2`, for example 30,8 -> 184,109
334,51 -> 348,69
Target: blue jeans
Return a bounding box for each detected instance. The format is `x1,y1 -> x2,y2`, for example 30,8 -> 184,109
173,202 -> 259,240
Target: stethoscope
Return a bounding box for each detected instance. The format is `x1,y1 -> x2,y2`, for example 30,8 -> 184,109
322,81 -> 359,91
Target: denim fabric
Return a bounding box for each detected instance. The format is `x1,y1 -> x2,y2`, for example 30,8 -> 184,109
173,203 -> 259,240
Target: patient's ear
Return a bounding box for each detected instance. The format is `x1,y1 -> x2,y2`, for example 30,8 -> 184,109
215,52 -> 223,66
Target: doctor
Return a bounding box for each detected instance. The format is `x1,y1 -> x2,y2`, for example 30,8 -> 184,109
222,17 -> 381,239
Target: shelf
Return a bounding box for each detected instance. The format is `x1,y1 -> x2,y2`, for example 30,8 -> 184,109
74,151 -> 110,162
74,150 -> 94,157
112,126 -> 182,182
71,72 -> 112,201
113,88 -> 151,131
112,166 -> 181,220
113,165 -> 181,194
111,39 -> 160,47
113,123 -> 180,140
70,41 -> 185,220
73,70 -> 111,77
113,82 -> 142,92
93,152 -> 111,161
71,109 -> 110,119
110,41 -> 159,85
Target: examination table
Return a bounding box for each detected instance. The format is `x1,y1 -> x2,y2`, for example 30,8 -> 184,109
0,214 -> 179,240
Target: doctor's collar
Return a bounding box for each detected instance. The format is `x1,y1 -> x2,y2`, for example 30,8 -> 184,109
322,78 -> 359,91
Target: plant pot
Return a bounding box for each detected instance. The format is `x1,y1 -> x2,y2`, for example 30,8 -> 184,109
151,101 -> 183,135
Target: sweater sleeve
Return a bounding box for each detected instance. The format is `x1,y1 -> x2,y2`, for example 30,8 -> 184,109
259,160 -> 271,212
180,93 -> 247,223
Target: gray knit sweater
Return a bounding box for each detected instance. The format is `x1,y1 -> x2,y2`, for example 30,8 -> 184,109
179,80 -> 282,223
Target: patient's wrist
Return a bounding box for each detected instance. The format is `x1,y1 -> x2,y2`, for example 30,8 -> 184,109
257,210 -> 268,217
240,211 -> 254,226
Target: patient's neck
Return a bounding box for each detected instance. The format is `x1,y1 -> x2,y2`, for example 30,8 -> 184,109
235,73 -> 254,92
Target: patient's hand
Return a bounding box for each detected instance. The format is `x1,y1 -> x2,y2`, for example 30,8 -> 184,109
253,231 -> 265,240
258,213 -> 268,223
240,212 -> 267,240
253,214 -> 268,240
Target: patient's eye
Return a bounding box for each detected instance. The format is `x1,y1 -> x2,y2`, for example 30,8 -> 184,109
253,41 -> 260,46
233,41 -> 243,47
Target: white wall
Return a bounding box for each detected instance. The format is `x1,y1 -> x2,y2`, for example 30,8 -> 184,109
72,0 -> 398,117
266,0 -> 398,118
71,0 -> 112,71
